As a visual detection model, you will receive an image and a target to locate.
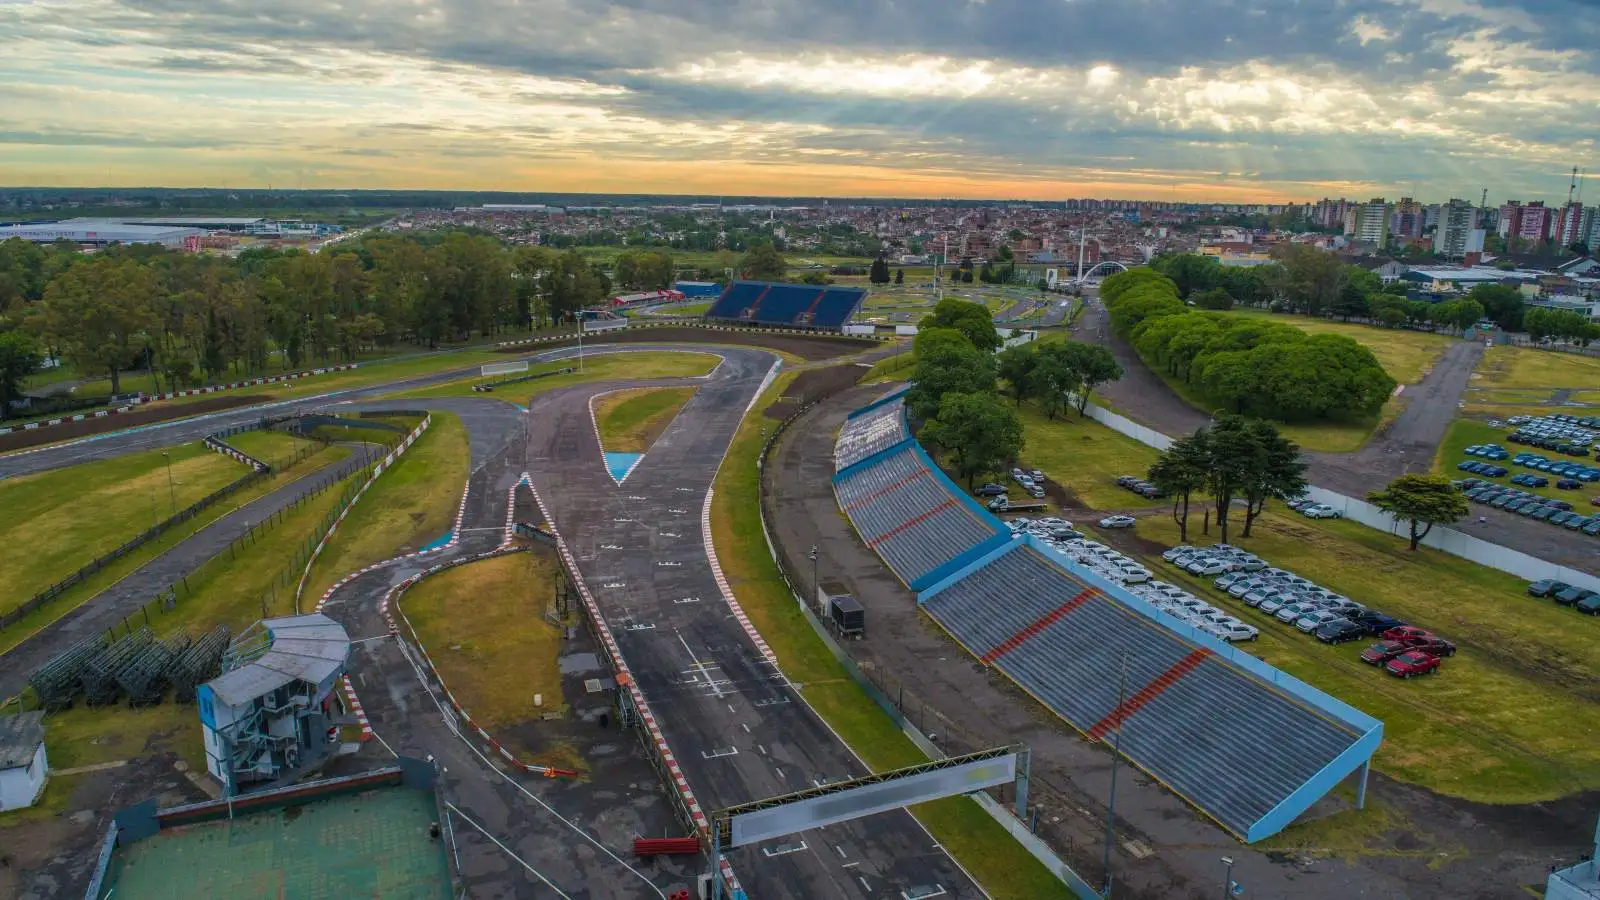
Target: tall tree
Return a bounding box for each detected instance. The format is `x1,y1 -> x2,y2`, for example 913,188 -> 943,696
1059,341 -> 1123,415
894,268 -> 904,285
1202,414 -> 1259,544
919,297 -> 1001,352
31,256 -> 158,395
869,255 -> 891,284
995,344 -> 1038,406
1367,474 -> 1470,550
1238,419 -> 1307,537
0,330 -> 42,419
1147,432 -> 1209,542
739,242 -> 787,281
907,328 -> 997,420
920,391 -> 1024,489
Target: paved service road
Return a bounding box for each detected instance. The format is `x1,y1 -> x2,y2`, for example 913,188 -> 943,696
524,348 -> 981,899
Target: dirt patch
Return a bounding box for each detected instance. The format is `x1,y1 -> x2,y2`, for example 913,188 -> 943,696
0,394 -> 273,453
765,365 -> 865,420
495,326 -> 881,361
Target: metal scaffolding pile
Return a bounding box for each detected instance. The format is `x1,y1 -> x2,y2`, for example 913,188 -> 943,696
80,626 -> 153,706
170,625 -> 230,702
27,635 -> 108,710
119,631 -> 192,706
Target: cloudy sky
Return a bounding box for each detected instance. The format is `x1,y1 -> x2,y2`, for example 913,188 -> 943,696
2,0 -> 1597,202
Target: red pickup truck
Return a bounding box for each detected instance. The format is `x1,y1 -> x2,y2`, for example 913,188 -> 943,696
1386,651 -> 1442,678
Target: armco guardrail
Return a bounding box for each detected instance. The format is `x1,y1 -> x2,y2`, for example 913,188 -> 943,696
494,319 -> 892,350
0,364 -> 360,437
1076,400 -> 1600,594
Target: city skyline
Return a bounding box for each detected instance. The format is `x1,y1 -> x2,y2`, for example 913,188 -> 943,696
3,0 -> 1598,203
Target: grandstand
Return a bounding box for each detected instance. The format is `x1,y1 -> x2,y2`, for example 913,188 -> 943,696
829,398 -> 1383,843
703,280 -> 866,330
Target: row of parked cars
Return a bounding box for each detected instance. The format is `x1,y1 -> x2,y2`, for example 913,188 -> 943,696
1162,545 -> 1456,679
1464,443 -> 1600,483
1113,475 -> 1163,500
1457,479 -> 1600,536
1285,498 -> 1342,519
1505,414 -> 1598,456
1527,578 -> 1600,614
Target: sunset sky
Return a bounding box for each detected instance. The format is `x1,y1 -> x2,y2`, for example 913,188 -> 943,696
2,0 -> 1597,203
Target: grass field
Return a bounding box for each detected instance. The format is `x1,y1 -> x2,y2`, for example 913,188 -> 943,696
395,351 -> 719,401
1017,406 -> 1163,510
0,437 -> 350,656
592,387 -> 697,452
0,444 -> 250,615
713,374 -> 1075,900
1473,345 -> 1600,390
860,350 -> 915,384
1430,419 -> 1597,502
1229,309 -> 1455,385
400,551 -> 571,764
302,414 -> 471,601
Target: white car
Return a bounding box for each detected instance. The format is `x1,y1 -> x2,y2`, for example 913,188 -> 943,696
1204,621 -> 1260,642
1115,567 -> 1151,585
1294,610 -> 1348,633
1162,546 -> 1195,562
1098,515 -> 1137,529
1302,504 -> 1342,519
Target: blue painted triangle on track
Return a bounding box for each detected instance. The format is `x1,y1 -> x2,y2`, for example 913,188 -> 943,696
603,451 -> 644,483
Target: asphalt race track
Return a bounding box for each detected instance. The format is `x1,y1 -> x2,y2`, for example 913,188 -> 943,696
524,347 -> 980,899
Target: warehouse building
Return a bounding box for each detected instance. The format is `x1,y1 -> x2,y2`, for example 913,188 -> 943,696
0,219 -> 205,248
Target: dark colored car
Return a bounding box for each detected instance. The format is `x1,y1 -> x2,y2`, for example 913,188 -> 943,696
1410,636 -> 1457,657
1361,641 -> 1412,665
1578,593 -> 1600,615
1554,586 -> 1587,606
1558,479 -> 1583,490
1585,520 -> 1600,536
976,483 -> 1008,497
1550,511 -> 1576,526
1386,651 -> 1442,678
1528,579 -> 1571,598
1315,619 -> 1367,644
1565,516 -> 1593,531
1382,625 -> 1434,643
1352,611 -> 1406,635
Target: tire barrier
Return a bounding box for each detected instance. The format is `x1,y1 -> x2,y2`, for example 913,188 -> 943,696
0,364 -> 360,437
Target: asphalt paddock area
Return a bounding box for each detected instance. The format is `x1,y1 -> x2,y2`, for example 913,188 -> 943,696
496,326 -> 882,361
763,382 -> 1595,900
523,347 -> 982,899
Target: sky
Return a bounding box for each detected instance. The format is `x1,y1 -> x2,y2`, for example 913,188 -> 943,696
2,0 -> 1598,203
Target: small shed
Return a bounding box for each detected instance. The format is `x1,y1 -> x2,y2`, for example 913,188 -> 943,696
0,711 -> 48,811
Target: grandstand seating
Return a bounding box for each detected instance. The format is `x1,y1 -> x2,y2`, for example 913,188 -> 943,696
921,543 -> 1370,839
834,445 -> 1001,586
704,280 -> 866,329
835,397 -> 909,471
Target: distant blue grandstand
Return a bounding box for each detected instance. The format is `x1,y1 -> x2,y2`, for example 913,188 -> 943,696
830,396 -> 1383,843
703,280 -> 866,330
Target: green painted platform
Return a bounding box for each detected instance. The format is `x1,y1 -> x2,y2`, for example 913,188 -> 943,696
103,787 -> 452,899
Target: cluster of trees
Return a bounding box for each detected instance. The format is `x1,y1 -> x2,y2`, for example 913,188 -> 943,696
611,251 -> 676,291
1524,306 -> 1600,345
1366,294 -> 1483,331
1102,268 -> 1396,422
1146,414 -> 1308,543
996,340 -> 1122,419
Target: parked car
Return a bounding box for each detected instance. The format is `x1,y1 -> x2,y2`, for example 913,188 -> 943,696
1528,579 -> 1570,598
1382,625 -> 1434,643
1098,515 -> 1136,529
975,482 -> 1008,497
1360,641 -> 1413,665
1558,479 -> 1583,490
1408,636 -> 1457,657
1577,593 -> 1600,616
1295,609 -> 1349,633
1386,651 -> 1442,678
1315,618 -> 1367,644
1302,504 -> 1342,519
1351,611 -> 1406,635
1204,621 -> 1260,643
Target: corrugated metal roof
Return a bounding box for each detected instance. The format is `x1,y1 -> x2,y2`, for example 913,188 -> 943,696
204,614 -> 349,709
0,711 -> 45,769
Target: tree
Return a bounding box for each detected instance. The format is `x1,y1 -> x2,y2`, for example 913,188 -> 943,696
920,297 -> 1001,352
869,255 -> 891,284
1151,253 -> 1222,298
1059,341 -> 1123,415
799,271 -> 832,286
1367,474 -> 1469,550
894,268 -> 904,285
1193,287 -> 1234,311
995,344 -> 1038,406
31,256 -> 158,395
920,391 -> 1024,489
0,330 -> 42,419
1201,415 -> 1259,544
906,328 -> 996,420
1238,419 -> 1307,537
1468,283 -> 1524,331
1147,433 -> 1209,542
739,242 -> 787,281
1025,342 -> 1080,420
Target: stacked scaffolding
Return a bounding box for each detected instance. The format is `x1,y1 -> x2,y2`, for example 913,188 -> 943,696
27,635 -> 108,710
81,626 -> 153,706
171,626 -> 230,702
119,632 -> 191,706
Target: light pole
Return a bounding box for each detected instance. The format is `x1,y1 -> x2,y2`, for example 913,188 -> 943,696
1221,856 -> 1239,898
163,451 -> 176,516
808,545 -> 819,609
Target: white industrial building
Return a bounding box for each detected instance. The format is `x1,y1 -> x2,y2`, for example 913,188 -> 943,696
0,218 -> 205,248
0,711 -> 48,812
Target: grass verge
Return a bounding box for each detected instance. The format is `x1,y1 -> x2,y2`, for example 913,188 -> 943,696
0,443 -> 251,614
302,413 -> 470,601
592,387 -> 698,453
713,372 -> 1075,900
1227,309 -> 1455,385
1017,405 -> 1163,511
0,437 -> 350,655
395,351 -> 720,401
1473,345 -> 1600,390
400,551 -> 571,761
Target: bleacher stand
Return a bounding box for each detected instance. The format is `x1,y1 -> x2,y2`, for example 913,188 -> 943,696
828,395 -> 1384,843
703,280 -> 866,330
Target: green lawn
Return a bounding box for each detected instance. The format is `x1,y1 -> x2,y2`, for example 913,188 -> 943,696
0,444 -> 250,615
1474,345 -> 1600,390
301,413 -> 471,602
394,351 -> 719,400
714,374 -> 1075,900
400,551 -> 577,768
1016,405 -> 1163,510
860,351 -> 915,384
1128,508 -> 1600,804
592,387 -> 698,453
